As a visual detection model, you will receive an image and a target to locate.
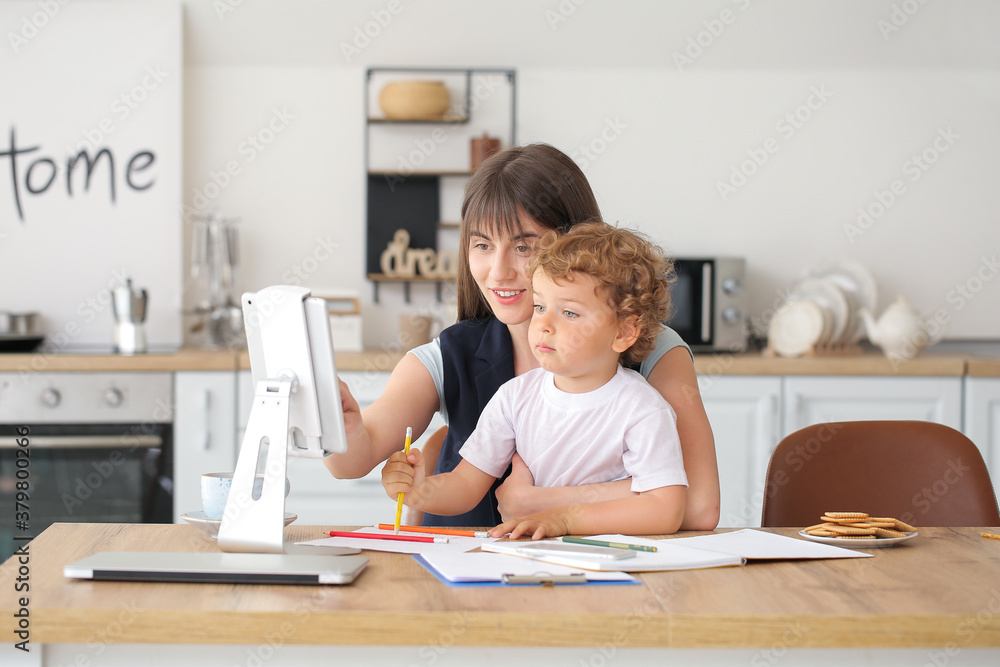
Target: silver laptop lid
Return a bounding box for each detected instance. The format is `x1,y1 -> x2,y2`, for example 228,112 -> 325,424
65,551 -> 368,586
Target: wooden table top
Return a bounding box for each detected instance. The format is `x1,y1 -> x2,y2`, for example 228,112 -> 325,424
2,523 -> 999,649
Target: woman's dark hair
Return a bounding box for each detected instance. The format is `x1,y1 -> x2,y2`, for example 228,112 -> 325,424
457,143 -> 602,321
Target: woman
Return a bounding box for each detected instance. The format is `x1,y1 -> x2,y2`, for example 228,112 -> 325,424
325,143 -> 720,530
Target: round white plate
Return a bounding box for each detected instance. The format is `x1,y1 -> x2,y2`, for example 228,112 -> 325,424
789,277 -> 851,345
801,260 -> 878,343
797,529 -> 917,548
181,510 -> 298,538
768,300 -> 827,357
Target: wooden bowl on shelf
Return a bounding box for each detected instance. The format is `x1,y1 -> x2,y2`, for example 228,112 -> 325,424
379,80 -> 450,120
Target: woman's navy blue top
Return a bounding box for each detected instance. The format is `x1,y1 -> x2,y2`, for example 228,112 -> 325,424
421,317 -> 513,528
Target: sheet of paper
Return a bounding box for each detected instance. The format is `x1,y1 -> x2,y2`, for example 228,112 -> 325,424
482,539 -> 743,572
418,552 -> 638,584
591,529 -> 873,560
296,527 -> 497,555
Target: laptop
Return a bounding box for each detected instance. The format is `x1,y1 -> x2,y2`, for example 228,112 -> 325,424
64,551 -> 368,586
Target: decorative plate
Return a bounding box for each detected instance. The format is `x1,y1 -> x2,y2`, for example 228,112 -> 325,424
801,259 -> 878,343
768,300 -> 828,357
798,529 -> 917,548
789,277 -> 851,345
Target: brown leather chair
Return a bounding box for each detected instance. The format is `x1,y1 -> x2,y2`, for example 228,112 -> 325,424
760,420 -> 1000,527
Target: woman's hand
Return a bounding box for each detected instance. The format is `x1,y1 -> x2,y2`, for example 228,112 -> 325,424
490,507 -> 574,540
339,378 -> 365,442
381,448 -> 425,500
495,453 -> 536,520
324,355 -> 439,480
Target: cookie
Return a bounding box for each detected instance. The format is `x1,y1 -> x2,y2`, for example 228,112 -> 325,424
805,522 -> 836,531
826,524 -> 877,535
875,527 -> 908,538
824,512 -> 869,519
806,529 -> 838,537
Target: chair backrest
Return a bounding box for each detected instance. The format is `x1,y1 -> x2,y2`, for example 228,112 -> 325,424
760,420 -> 1000,527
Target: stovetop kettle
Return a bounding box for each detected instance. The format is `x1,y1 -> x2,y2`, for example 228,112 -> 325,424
112,278 -> 148,354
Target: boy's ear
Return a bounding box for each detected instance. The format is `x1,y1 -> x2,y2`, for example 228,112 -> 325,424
612,315 -> 640,353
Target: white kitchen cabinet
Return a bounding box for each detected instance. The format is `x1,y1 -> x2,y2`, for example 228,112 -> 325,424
698,376 -> 782,528
237,370 -> 446,527
963,377 -> 1000,486
173,371 -> 237,523
781,376 -> 963,436
697,374 -> 964,527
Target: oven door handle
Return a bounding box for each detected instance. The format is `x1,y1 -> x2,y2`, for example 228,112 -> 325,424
0,435 -> 163,449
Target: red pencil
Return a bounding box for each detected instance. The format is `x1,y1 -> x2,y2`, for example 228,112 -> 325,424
327,530 -> 449,544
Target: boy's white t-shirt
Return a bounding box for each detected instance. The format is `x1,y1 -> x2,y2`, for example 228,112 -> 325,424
458,365 -> 688,492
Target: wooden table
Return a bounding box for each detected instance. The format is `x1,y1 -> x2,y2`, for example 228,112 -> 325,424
2,523 -> 1000,661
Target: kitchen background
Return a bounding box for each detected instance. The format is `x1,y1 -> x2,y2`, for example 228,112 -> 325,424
1,0 -> 999,350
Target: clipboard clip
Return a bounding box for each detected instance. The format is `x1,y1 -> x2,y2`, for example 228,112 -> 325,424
501,571 -> 587,586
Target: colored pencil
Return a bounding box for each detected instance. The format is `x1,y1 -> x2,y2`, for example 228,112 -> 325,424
377,523 -> 490,539
326,530 -> 449,544
559,536 -> 658,553
393,426 -> 412,534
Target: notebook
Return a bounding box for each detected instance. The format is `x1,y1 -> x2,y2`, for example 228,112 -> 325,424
481,529 -> 871,572
64,551 -> 368,586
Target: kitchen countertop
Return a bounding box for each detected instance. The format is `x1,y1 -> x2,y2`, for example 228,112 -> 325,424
967,357 -> 1000,377
692,351 -> 971,377
0,347 -> 407,373
0,347 -> 997,376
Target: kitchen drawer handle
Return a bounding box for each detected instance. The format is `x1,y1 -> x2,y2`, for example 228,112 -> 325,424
0,435 -> 162,449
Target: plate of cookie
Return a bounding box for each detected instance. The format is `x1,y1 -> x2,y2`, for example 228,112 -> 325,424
798,511 -> 917,548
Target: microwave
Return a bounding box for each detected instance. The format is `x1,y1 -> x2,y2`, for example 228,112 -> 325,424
667,257 -> 748,352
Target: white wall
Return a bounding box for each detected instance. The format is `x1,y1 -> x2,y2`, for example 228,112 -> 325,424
63,0 -> 1000,346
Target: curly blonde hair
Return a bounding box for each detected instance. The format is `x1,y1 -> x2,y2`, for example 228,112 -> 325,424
528,221 -> 674,367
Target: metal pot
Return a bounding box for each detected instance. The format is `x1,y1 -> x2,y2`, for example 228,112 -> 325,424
0,312 -> 39,335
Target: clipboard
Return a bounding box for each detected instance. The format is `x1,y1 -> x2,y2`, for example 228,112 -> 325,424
501,573 -> 588,585
412,554 -> 639,587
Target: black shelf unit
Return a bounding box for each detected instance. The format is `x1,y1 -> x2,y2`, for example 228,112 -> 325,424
365,67 -> 516,302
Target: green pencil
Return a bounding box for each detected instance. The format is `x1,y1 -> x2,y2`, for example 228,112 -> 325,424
559,536 -> 657,553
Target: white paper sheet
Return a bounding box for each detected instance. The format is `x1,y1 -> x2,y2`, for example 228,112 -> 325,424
482,538 -> 743,572
592,528 -> 874,560
296,527 -> 497,555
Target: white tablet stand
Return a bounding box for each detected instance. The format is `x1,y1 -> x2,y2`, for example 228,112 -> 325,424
217,286 -> 352,555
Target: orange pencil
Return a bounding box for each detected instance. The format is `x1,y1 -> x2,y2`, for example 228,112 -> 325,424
377,523 -> 490,539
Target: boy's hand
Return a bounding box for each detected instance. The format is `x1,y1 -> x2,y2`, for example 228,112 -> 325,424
489,506 -> 574,540
381,447 -> 424,500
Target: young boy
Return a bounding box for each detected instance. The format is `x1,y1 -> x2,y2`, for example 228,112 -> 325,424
381,221 -> 687,539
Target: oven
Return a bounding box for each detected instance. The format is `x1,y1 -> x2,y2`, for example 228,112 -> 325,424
0,372 -> 173,562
